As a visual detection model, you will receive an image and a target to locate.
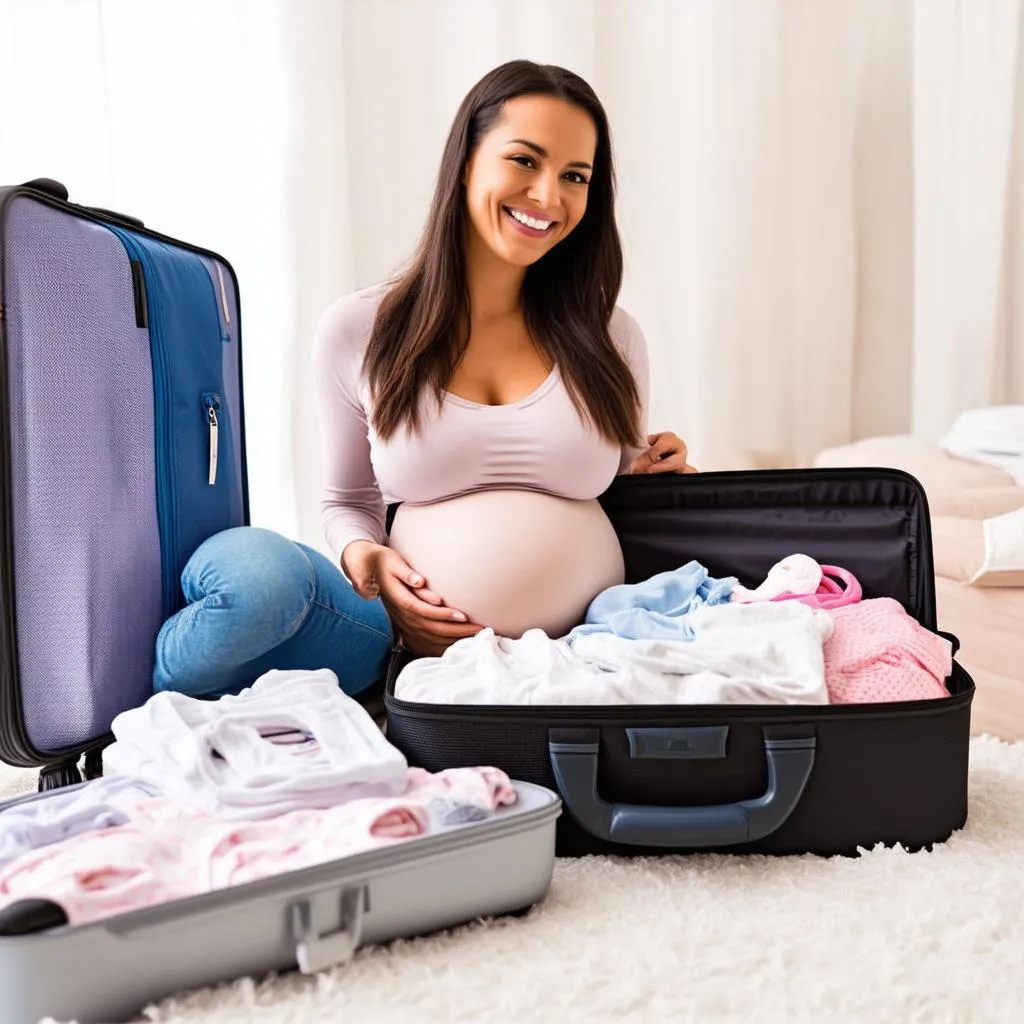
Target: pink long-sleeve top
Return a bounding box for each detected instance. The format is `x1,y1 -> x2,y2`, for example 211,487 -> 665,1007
312,283 -> 651,565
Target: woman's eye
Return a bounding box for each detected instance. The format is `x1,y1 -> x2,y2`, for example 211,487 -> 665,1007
564,172 -> 589,185
510,155 -> 535,168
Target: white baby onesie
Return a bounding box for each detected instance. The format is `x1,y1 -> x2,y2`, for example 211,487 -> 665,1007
394,601 -> 833,706
105,669 -> 407,819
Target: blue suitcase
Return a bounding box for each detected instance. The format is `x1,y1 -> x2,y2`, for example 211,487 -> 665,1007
0,177 -> 248,788
0,180 -> 563,1024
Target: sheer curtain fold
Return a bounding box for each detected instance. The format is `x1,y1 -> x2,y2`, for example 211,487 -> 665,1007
0,0 -> 1021,545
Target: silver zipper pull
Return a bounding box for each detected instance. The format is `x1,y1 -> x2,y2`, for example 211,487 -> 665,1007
208,405 -> 219,486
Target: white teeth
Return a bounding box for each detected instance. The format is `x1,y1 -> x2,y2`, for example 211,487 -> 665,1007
508,208 -> 552,231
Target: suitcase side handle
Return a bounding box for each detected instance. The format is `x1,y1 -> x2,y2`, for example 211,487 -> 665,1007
20,177 -> 146,228
548,728 -> 815,848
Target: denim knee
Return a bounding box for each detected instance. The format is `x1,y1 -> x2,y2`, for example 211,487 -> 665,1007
180,526 -> 315,643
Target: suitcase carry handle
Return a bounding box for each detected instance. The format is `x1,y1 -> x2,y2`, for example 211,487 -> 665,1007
290,885 -> 367,974
20,176 -> 146,228
548,727 -> 815,848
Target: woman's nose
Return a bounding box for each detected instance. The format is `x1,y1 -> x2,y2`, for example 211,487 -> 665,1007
527,171 -> 560,212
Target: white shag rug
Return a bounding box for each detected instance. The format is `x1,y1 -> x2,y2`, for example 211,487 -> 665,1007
3,735 -> 1023,1024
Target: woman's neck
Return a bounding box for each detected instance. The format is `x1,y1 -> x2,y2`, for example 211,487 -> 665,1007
464,226 -> 525,325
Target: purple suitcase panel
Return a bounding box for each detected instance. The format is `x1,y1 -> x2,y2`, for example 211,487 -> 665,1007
4,197 -> 161,754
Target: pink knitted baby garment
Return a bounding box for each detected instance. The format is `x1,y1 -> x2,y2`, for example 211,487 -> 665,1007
824,598 -> 951,704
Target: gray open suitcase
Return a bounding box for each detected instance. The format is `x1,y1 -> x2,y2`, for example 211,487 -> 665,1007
0,180 -> 562,1023
0,780 -> 560,1024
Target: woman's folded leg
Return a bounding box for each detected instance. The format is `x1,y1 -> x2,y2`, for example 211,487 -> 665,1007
153,526 -> 393,698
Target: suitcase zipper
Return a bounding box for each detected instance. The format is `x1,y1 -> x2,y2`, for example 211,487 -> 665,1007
143,251 -> 179,617
214,262 -> 231,327
106,232 -> 179,617
202,393 -> 221,487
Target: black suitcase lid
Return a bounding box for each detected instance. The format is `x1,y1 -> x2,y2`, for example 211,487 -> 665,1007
598,466 -> 938,632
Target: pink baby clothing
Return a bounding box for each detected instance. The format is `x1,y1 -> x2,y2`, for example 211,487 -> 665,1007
782,565 -> 861,611
202,799 -> 430,890
0,767 -> 520,924
404,766 -> 518,826
313,283 -> 651,565
732,554 -> 862,611
0,796 -> 430,924
731,554 -> 823,603
0,775 -> 160,868
204,766 -> 517,888
0,798 -> 199,925
823,598 -> 951,703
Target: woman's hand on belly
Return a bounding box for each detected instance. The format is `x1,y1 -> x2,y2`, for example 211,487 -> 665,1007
346,542 -> 482,656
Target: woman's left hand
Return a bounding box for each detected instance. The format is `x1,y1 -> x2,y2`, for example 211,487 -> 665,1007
626,432 -> 699,475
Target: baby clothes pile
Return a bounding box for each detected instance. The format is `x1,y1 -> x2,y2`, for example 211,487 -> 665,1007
394,554 -> 953,707
0,669 -> 517,927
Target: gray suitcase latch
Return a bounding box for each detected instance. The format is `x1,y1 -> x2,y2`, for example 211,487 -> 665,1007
290,885 -> 367,974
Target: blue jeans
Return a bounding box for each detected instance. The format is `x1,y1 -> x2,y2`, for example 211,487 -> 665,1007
153,526 -> 393,698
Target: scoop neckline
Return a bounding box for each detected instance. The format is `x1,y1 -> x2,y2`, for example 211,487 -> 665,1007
443,365 -> 560,410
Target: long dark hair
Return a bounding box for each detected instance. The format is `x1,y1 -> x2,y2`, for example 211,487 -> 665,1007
364,59 -> 640,445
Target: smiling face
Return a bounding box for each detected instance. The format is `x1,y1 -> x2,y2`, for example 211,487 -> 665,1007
463,94 -> 598,268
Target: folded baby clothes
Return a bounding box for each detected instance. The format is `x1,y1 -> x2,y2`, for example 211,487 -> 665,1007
824,598 -> 951,703
731,554 -> 862,611
570,601 -> 833,705
105,668 -> 408,820
564,560 -> 735,642
0,803 -> 197,925
201,800 -> 430,890
404,766 -> 519,827
0,767 -> 520,924
396,628 -> 606,705
396,601 -> 833,706
0,775 -> 161,868
206,766 -> 519,888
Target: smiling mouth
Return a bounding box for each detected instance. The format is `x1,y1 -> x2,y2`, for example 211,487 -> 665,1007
502,206 -> 557,237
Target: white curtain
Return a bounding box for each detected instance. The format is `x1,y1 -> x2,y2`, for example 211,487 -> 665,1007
1,0 -> 1022,548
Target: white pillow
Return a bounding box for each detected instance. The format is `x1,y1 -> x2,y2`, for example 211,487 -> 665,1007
968,505 -> 1024,587
941,405 -> 1024,487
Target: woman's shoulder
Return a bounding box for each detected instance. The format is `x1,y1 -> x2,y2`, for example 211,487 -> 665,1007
314,282 -> 391,363
608,303 -> 646,356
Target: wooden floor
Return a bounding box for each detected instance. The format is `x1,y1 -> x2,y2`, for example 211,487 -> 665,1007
971,682 -> 1024,742
936,577 -> 1024,743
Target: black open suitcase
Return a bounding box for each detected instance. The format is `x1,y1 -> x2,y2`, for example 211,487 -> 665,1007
383,469 -> 976,858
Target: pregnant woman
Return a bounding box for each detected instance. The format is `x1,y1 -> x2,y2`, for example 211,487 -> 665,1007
153,59 -> 696,700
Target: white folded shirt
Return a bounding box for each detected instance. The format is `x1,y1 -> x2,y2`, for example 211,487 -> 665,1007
394,601 -> 834,706
105,669 -> 408,819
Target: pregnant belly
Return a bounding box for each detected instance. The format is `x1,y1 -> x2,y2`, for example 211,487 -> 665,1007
388,490 -> 625,640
